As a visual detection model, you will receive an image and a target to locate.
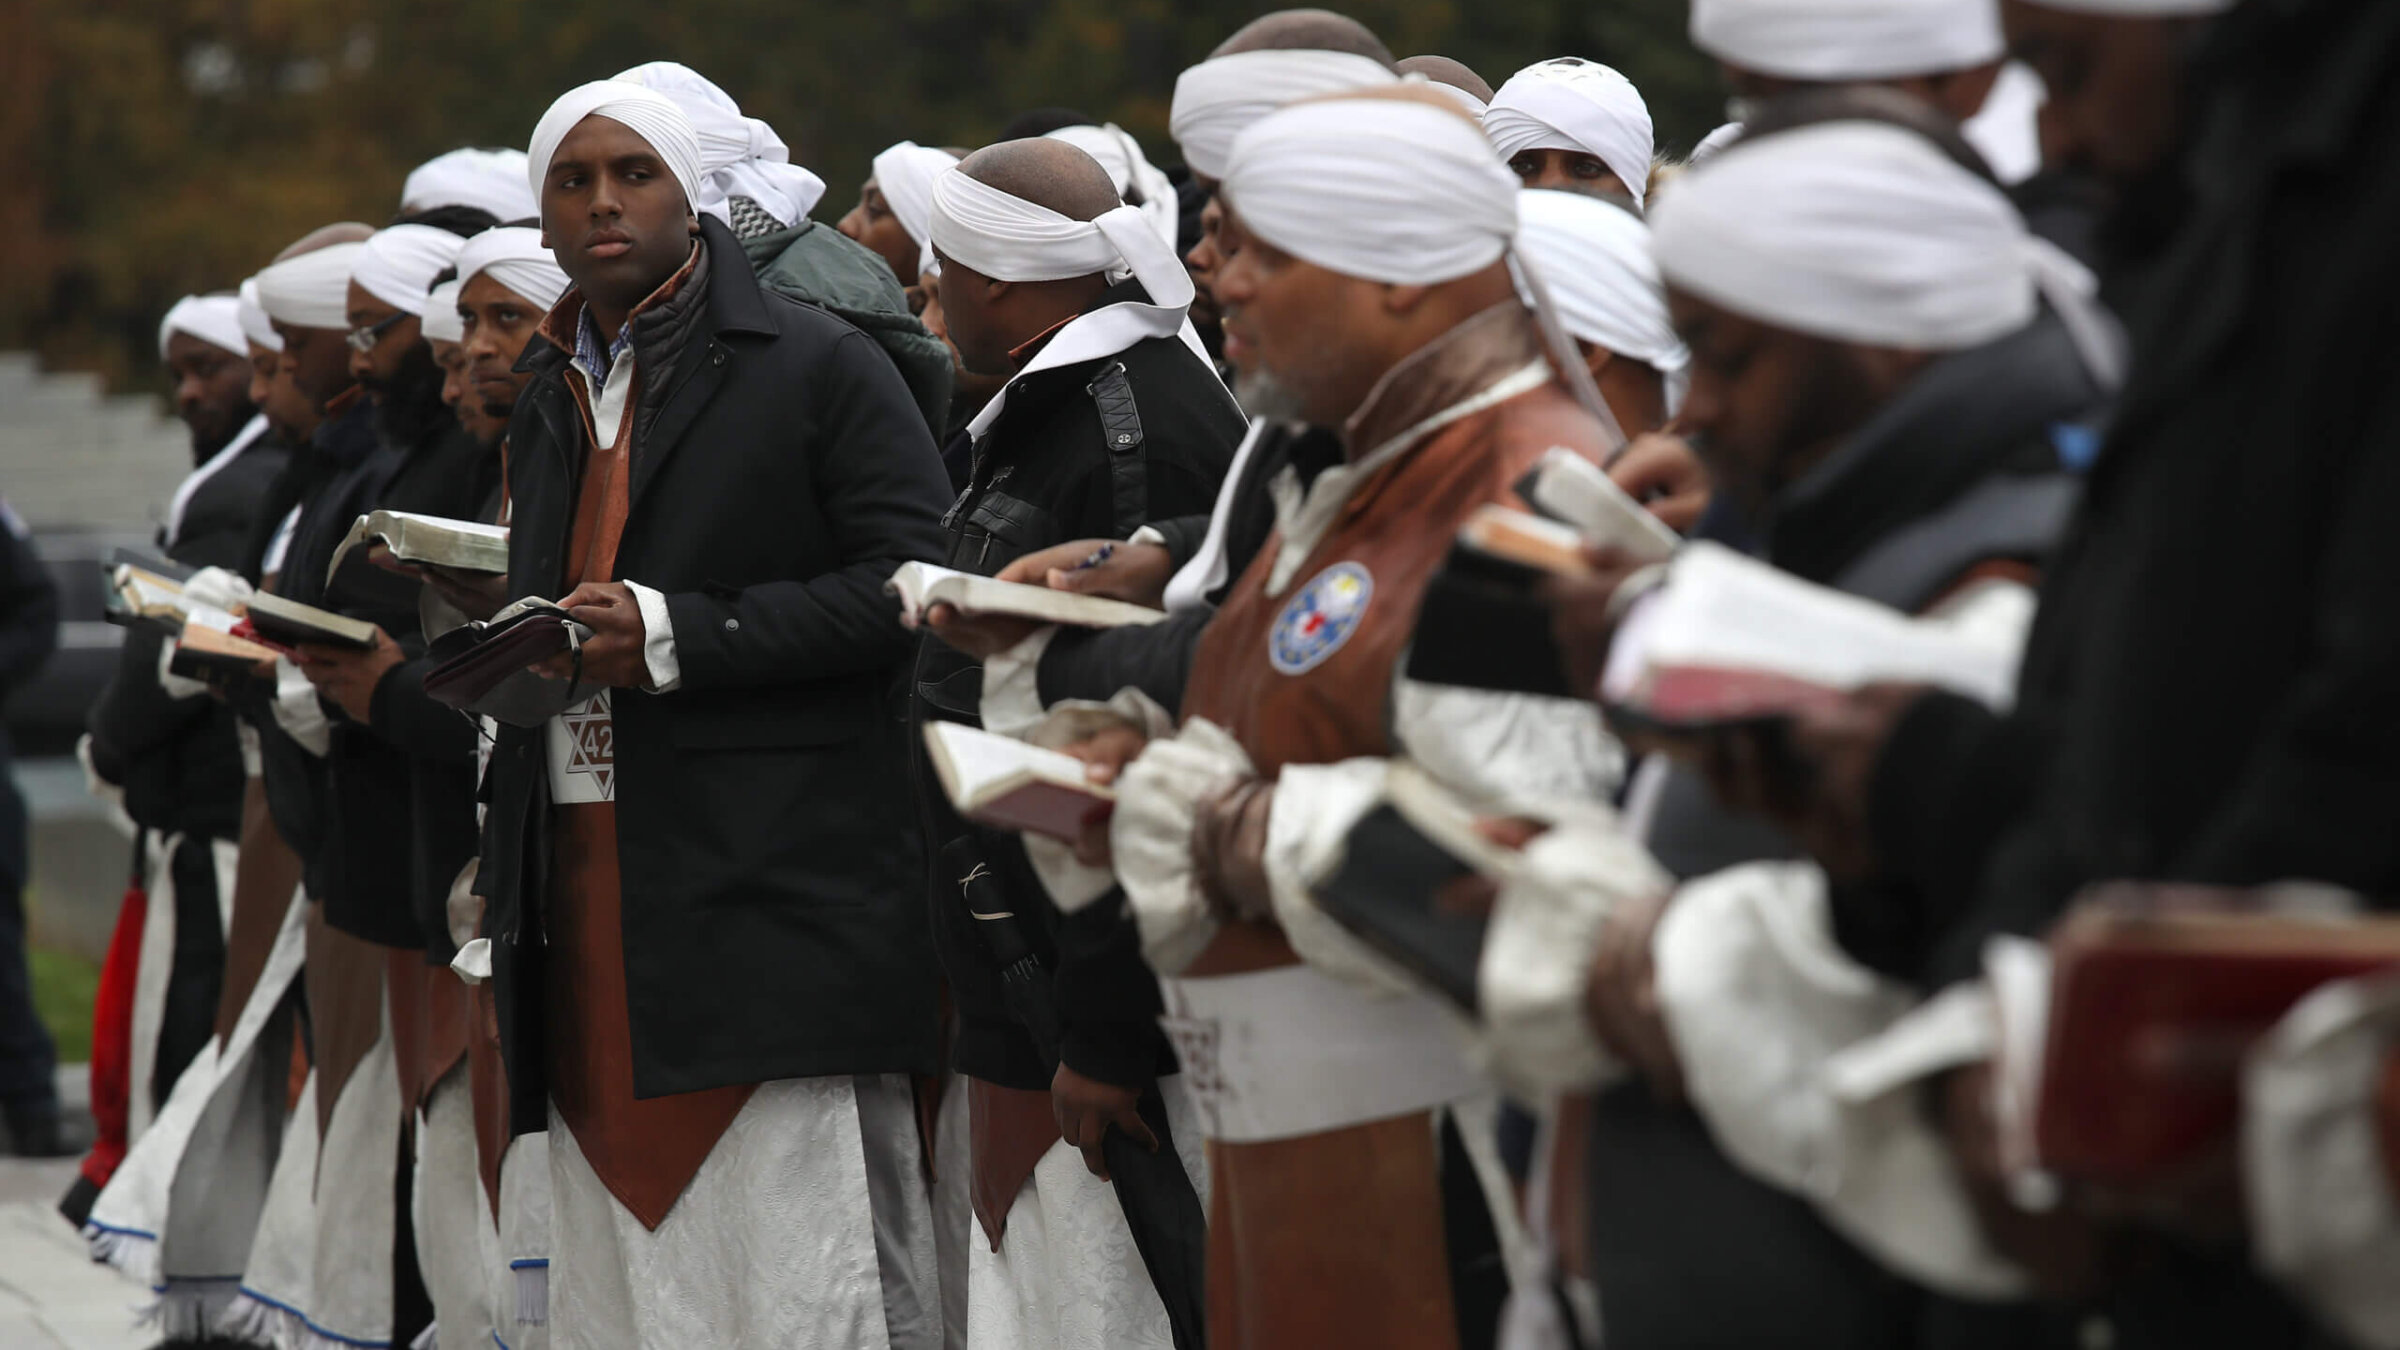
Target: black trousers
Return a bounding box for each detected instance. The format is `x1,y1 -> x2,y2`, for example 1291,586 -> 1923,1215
0,767 -> 57,1114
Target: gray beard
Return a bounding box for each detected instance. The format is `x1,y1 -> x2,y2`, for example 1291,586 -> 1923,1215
1233,366 -> 1309,424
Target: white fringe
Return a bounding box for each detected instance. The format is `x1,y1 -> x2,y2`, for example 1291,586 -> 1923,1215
514,1262 -> 549,1326
149,1279 -> 242,1338
411,1320 -> 440,1350
219,1288 -> 395,1350
83,1222 -> 159,1286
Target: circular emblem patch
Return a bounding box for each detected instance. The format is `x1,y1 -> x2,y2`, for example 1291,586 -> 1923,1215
1269,562 -> 1375,676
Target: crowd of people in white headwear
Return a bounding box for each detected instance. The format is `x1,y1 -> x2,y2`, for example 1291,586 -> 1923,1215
43,0 -> 2400,1347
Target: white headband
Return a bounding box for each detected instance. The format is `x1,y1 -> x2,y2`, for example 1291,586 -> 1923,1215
254,242 -> 366,331
455,225 -> 573,313
403,147 -> 537,223
527,80 -> 704,219
237,278 -> 282,352
2020,0 -> 2229,12
928,167 -> 1195,311
871,141 -> 961,264
1169,49 -> 1399,180
1690,0 -> 2004,82
1426,80 -> 1491,118
1514,191 -> 1690,415
1224,95 -> 1519,286
1484,59 -> 1657,208
421,280 -> 465,344
158,294 -> 247,361
1652,121 -> 2117,386
351,224 -> 470,316
1043,123 -> 1181,249
614,61 -> 827,232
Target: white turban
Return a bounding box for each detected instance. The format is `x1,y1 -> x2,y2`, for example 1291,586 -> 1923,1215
1224,95 -> 1519,286
1484,60 -> 1657,208
1651,121 -> 2117,384
1424,79 -> 1491,118
157,294 -> 247,361
236,279 -> 282,352
402,148 -> 537,223
1515,191 -> 1690,414
254,242 -> 366,331
872,141 -> 963,262
1168,49 -> 1398,181
929,167 -> 1194,306
421,280 -> 465,345
1690,122 -> 1747,163
1689,0 -> 2004,82
613,61 -> 827,232
1043,123 -> 1181,249
526,80 -> 704,220
2021,0 -> 2230,12
351,224 -> 470,316
455,225 -> 573,314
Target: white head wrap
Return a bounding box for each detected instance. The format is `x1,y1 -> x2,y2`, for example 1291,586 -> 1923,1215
613,61 -> 827,232
1169,49 -> 1398,180
1962,61 -> 2046,186
420,280 -> 465,345
1690,121 -> 1747,163
351,224 -> 470,317
1515,191 -> 1691,415
455,225 -> 574,314
253,242 -> 366,331
157,294 -> 247,361
1423,78 -> 1491,118
1224,95 -> 1519,286
236,279 -> 282,352
1651,121 -> 2120,384
1484,60 -> 1657,208
1043,123 -> 1181,249
2020,0 -> 2230,12
930,164 -> 1210,438
872,141 -> 965,270
402,148 -> 537,222
526,80 -> 704,220
1689,0 -> 2004,82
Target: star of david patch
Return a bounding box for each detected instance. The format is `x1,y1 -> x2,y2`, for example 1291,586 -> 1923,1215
1268,561 -> 1374,676
561,698 -> 615,800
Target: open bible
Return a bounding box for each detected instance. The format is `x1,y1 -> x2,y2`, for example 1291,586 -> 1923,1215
922,720 -> 1116,843
888,561 -> 1169,631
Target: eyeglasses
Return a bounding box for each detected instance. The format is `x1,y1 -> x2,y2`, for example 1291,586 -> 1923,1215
346,310 -> 412,354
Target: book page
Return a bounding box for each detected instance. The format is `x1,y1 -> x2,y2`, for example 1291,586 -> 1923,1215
926,721 -> 1099,803
1527,448 -> 1681,563
889,561 -> 1167,631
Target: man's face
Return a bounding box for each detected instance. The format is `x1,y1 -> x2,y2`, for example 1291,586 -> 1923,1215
2003,1 -> 2190,183
1210,200 -> 1392,428
457,272 -> 540,423
163,331 -> 254,453
838,177 -> 923,285
1667,288 -> 1895,524
917,265 -> 1008,401
345,279 -> 424,399
1183,194 -> 1226,341
430,338 -> 504,446
540,114 -> 696,318
931,254 -> 1013,377
1506,148 -> 1632,203
274,319 -> 355,413
247,341 -> 318,444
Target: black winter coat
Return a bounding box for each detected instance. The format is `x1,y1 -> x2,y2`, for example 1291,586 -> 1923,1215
482,219 -> 954,1131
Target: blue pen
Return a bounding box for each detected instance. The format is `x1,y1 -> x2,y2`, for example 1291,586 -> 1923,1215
1072,543 -> 1116,571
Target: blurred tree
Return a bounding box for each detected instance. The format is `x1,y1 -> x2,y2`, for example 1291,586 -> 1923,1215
3,0 -> 1720,391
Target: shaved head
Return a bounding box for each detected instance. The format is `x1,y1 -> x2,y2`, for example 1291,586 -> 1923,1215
1398,55 -> 1492,103
273,221 -> 374,263
959,138 -> 1126,222
1213,8 -> 1395,65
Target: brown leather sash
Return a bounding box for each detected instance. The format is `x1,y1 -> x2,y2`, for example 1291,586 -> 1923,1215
469,982 -> 510,1218
1207,1113 -> 1461,1349
967,1077 -> 1061,1251
214,777 -> 304,1045
303,906 -> 387,1164
386,949 -> 471,1115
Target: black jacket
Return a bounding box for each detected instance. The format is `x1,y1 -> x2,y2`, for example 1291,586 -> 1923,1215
912,294 -> 1244,1091
87,425 -> 290,839
483,219 -> 954,1128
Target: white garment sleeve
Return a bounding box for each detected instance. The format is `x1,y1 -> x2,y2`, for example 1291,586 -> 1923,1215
1110,716 -> 1254,973
154,633 -> 211,701
1012,687 -> 1181,914
269,656 -> 332,757
977,626 -> 1059,739
621,580 -> 681,693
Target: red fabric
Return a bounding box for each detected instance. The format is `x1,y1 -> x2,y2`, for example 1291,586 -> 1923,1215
79,884 -> 147,1189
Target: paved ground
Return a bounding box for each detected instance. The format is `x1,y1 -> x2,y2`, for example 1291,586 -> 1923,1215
0,1068 -> 150,1350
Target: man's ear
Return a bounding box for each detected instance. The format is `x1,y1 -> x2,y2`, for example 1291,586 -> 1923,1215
1584,343 -> 1617,382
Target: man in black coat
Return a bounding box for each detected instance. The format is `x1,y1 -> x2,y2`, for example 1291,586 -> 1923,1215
478,82 -> 952,1344
0,501 -> 60,1158
914,137 -> 1241,1342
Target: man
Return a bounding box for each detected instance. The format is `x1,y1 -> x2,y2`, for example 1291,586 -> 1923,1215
1483,59 -> 1656,207
1399,54 -> 1494,114
424,276 -> 507,449
475,80 -> 952,1347
842,140 -> 962,288
1514,191 -> 1689,440
404,146 -> 537,223
70,292 -> 290,1218
0,499 -> 59,1160
913,137 -> 1241,1348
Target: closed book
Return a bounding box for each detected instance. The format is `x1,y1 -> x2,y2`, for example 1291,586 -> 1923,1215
421,598 -> 593,728
2035,899 -> 2400,1185
1404,507 -> 1595,699
1313,766 -> 1521,1011
1515,447 -> 1680,564
922,720 -> 1114,843
169,619 -> 280,683
240,590 -> 378,651
888,561 -> 1169,631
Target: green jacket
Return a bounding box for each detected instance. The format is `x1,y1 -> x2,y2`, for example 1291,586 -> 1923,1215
741,220 -> 955,434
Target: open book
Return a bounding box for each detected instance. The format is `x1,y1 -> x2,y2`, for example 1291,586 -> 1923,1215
240,590 -> 378,651
889,561 -> 1168,632
1600,543 -> 2019,729
327,510 -> 509,585
105,564 -> 193,634
1517,447 -> 1682,564
922,720 -> 1116,843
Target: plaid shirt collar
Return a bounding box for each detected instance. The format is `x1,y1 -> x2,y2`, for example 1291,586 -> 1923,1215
574,308 -> 637,387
